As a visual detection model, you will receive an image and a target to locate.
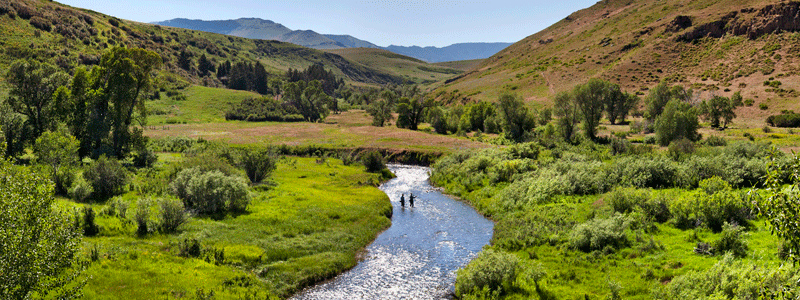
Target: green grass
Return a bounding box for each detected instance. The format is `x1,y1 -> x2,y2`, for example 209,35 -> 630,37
67,157 -> 392,299
147,86 -> 262,125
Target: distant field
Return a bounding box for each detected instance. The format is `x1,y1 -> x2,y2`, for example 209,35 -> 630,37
147,86 -> 262,125
145,110 -> 487,153
434,59 -> 485,72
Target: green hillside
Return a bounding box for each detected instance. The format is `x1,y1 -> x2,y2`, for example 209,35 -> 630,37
0,0 -> 404,89
438,0 -> 800,124
324,47 -> 464,86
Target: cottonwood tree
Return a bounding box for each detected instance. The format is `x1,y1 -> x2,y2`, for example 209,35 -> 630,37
79,47 -> 161,158
5,59 -> 70,143
34,130 -> 80,194
573,78 -> 610,140
553,91 -> 580,142
606,88 -> 638,125
0,161 -> 86,299
645,81 -> 693,121
396,96 -> 432,130
699,93 -> 742,128
497,93 -> 536,142
284,80 -> 332,122
655,99 -> 700,146
367,99 -> 394,127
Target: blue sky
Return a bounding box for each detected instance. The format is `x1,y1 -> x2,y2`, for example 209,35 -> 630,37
57,0 -> 597,47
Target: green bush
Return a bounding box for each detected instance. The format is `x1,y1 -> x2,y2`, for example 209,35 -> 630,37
569,213 -> 631,252
766,112 -> 800,127
608,187 -> 650,214
759,103 -> 769,110
134,198 -> 152,236
696,177 -> 750,232
455,248 -> 519,298
84,156 -> 128,200
170,167 -> 251,214
237,146 -> 277,183
612,156 -> 678,189
640,194 -> 672,223
82,206 -> 99,237
712,223 -> 748,258
703,136 -> 727,147
69,175 -> 93,202
159,198 -> 187,233
361,151 -> 386,173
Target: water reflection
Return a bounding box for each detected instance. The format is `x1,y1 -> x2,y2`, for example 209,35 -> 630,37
293,165 -> 494,300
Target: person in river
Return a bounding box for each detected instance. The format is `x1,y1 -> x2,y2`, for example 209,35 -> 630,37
400,194 -> 405,207
409,193 -> 415,207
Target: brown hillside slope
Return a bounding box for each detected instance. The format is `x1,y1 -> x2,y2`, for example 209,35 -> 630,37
438,0 -> 800,121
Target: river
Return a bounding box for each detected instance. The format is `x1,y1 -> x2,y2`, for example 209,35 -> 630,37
292,164 -> 494,299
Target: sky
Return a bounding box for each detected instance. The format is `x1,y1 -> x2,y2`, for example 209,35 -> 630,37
56,0 -> 598,48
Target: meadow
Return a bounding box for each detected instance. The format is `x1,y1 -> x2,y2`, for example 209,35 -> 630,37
64,155 -> 392,299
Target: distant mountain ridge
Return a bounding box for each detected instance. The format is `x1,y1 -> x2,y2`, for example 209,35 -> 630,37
153,18 -> 511,62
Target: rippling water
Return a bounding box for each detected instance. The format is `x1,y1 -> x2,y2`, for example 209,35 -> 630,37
292,165 -> 494,300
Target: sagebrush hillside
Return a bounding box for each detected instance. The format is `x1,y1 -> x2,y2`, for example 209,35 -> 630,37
0,0 -> 413,88
324,48 -> 464,86
438,0 -> 800,122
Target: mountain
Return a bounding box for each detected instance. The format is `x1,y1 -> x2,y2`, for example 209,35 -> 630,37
0,0 -> 422,87
436,0 -> 800,119
383,43 -> 513,63
153,18 -> 510,63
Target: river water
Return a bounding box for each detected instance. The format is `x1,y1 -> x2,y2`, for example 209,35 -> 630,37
292,164 -> 494,300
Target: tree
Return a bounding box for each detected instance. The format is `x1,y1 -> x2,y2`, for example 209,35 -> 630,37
367,99 -> 394,127
396,96 -> 431,130
34,130 -> 80,194
5,59 -> 70,141
553,91 -> 580,141
573,78 -> 610,139
283,80 -> 331,122
459,101 -> 496,132
605,88 -> 638,125
644,81 -> 692,121
84,47 -> 161,158
699,95 -> 740,128
68,67 -> 92,158
84,156 -> 129,200
497,93 -> 536,142
0,106 -> 28,158
757,150 -> 800,263
0,161 -> 85,299
197,54 -> 215,77
178,49 -> 193,71
654,99 -> 700,146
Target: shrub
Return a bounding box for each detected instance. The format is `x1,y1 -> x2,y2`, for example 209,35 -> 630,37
134,198 -> 152,236
667,139 -> 695,160
237,147 -> 277,183
179,238 -> 203,258
696,177 -> 750,232
159,198 -> 187,233
612,156 -> 678,188
170,168 -> 251,214
84,156 -> 128,200
454,248 -> 519,298
759,103 -> 769,110
361,151 -> 386,173
29,16 -> 51,31
712,223 -> 748,258
766,113 -> 800,127
703,135 -> 727,147
607,187 -> 650,214
82,206 -> 99,237
69,175 -> 94,202
569,213 -> 631,252
640,194 -> 672,223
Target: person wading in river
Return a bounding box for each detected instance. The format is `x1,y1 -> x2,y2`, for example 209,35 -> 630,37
409,193 -> 415,208
400,194 -> 405,207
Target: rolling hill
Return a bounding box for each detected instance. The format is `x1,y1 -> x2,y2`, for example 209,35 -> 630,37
437,0 -> 800,120
153,18 -> 512,63
0,0 -> 416,88
324,48 -> 464,86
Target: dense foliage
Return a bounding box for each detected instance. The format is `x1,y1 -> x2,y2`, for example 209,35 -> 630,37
170,167 -> 251,214
766,111 -> 800,127
0,161 -> 85,299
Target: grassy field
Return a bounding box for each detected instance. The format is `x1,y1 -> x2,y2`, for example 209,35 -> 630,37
66,157 -> 392,299
147,86 -> 262,125
144,110 -> 488,153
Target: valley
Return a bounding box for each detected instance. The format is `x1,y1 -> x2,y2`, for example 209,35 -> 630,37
3,0 -> 800,299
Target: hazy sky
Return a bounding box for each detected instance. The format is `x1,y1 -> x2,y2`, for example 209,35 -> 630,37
56,0 -> 597,47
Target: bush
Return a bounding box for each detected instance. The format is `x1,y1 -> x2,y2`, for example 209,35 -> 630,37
612,156 -> 678,188
84,156 -> 128,200
69,175 -> 94,202
696,177 -> 750,232
361,151 -> 386,173
759,103 -> 769,110
766,113 -> 800,127
712,223 -> 748,258
159,198 -> 187,233
134,198 -> 152,236
170,167 -> 251,214
569,213 -> 631,252
608,187 -> 650,214
667,139 -> 695,159
703,136 -> 727,147
455,248 -> 519,298
237,147 -> 277,183
640,194 -> 672,223
82,206 -> 99,237
29,16 -> 51,31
